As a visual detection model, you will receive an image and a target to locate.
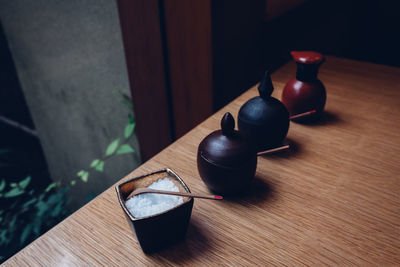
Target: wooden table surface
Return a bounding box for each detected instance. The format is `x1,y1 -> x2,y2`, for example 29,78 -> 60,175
5,57 -> 400,266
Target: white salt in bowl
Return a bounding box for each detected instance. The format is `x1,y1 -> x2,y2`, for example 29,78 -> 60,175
115,168 -> 194,253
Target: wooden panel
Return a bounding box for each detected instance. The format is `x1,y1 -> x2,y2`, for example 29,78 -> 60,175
266,0 -> 308,21
162,0 -> 214,138
211,0 -> 266,109
117,0 -> 172,161
6,57 -> 400,265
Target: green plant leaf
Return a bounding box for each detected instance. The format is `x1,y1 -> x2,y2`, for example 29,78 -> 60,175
10,183 -> 17,188
36,201 -> 48,217
90,159 -> 100,168
95,161 -> 104,172
38,193 -> 45,201
116,144 -> 135,155
0,230 -> 9,244
45,182 -> 57,193
114,89 -> 133,110
121,97 -> 133,110
33,220 -> 41,235
124,122 -> 136,139
20,225 -> 32,244
4,187 -> 24,198
19,176 -> 31,189
70,180 -> 76,186
128,113 -> 134,123
80,171 -> 89,182
47,193 -> 61,204
9,216 -> 17,228
0,179 -> 5,191
51,202 -> 63,217
22,198 -> 37,208
106,138 -> 120,156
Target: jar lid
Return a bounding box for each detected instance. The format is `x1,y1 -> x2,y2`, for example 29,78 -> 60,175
198,113 -> 255,167
238,70 -> 287,126
291,51 -> 324,64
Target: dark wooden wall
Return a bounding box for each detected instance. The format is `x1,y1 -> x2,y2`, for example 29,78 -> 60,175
117,0 -> 173,161
117,0 -> 399,161
211,0 -> 266,109
117,0 -> 268,161
162,0 -> 213,138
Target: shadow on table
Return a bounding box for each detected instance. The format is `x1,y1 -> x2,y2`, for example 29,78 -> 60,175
154,218 -> 211,264
284,137 -> 302,157
223,176 -> 276,205
292,110 -> 341,126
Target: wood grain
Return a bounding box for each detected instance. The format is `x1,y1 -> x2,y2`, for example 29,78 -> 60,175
116,0 -> 172,161
162,0 -> 214,138
5,56 -> 400,266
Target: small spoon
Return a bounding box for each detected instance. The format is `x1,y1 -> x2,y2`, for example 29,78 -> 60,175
257,144 -> 290,156
126,145 -> 291,201
127,188 -> 223,201
290,109 -> 317,120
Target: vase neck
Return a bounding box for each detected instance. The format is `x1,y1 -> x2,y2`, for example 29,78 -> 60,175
296,63 -> 319,82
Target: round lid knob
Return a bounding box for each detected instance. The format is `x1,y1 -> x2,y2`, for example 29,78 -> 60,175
238,70 -> 288,126
291,51 -> 325,65
221,112 -> 235,136
198,112 -> 255,167
258,70 -> 274,99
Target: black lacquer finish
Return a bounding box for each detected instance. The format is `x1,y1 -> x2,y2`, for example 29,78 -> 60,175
197,113 -> 257,195
238,71 -> 290,151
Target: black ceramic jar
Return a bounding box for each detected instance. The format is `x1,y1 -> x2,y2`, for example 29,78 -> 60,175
238,71 -> 290,151
197,113 -> 257,195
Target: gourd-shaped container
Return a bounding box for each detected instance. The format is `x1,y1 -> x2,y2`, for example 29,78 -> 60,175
282,51 -> 326,121
238,71 -> 290,151
197,112 -> 257,195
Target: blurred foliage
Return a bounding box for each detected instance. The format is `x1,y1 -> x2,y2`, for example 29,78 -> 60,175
0,91 -> 137,262
0,175 -> 69,255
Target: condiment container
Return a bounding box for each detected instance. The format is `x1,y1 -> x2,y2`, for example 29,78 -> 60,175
238,70 -> 290,151
282,51 -> 326,121
197,112 -> 257,195
115,168 -> 193,253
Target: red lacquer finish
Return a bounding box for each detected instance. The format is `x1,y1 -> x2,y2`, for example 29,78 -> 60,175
291,51 -> 324,64
282,78 -> 326,116
282,51 -> 326,121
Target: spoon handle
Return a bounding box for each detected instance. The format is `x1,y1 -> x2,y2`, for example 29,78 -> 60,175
257,144 -> 290,156
290,109 -> 317,120
127,188 -> 223,200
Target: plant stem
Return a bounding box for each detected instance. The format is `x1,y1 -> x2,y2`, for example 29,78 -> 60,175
0,115 -> 38,138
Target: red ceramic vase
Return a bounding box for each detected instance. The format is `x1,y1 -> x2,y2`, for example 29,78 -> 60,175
282,51 -> 326,122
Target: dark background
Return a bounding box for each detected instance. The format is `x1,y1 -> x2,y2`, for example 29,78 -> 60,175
1,0 -> 399,163
214,0 -> 400,109
0,23 -> 51,188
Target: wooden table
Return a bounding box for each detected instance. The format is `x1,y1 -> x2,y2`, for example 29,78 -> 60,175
5,57 -> 400,266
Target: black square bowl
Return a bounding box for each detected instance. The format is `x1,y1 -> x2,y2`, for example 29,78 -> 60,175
115,168 -> 194,253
